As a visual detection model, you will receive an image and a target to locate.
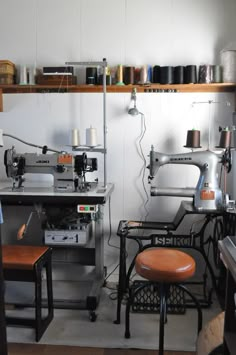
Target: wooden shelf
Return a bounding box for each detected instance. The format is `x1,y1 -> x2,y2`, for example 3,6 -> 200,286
0,83 -> 235,93
0,83 -> 235,112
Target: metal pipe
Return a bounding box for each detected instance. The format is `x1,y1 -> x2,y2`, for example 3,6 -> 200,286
151,186 -> 196,197
103,58 -> 107,189
3,133 -> 62,153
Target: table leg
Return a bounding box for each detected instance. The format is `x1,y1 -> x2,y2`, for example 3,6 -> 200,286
0,225 -> 8,355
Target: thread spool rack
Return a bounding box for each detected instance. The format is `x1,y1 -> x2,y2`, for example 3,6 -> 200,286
65,59 -> 108,189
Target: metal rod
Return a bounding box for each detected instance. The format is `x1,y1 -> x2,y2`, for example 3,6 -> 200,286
65,61 -> 107,67
67,58 -> 108,189
3,133 -> 62,153
103,58 -> 107,189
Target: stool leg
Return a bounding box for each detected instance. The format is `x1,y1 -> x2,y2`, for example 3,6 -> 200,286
125,283 -> 150,339
178,284 -> 202,334
125,288 -> 132,339
46,258 -> 53,318
114,233 -> 127,324
35,266 -> 42,342
159,283 -> 167,355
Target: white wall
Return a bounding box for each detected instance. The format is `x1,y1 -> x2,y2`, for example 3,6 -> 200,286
1,0 -> 236,67
0,0 -> 236,274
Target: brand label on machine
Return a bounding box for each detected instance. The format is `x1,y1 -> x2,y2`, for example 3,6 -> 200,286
200,190 -> 215,200
154,235 -> 194,247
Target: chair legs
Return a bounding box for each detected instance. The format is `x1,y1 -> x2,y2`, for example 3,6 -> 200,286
125,282 -> 202,355
125,282 -> 150,339
158,283 -> 168,355
34,250 -> 54,342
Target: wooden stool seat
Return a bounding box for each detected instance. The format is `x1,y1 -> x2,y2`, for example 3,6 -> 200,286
2,244 -> 54,342
135,248 -> 196,283
2,245 -> 49,270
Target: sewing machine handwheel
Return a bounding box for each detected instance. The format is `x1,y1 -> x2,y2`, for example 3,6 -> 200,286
224,147 -> 232,173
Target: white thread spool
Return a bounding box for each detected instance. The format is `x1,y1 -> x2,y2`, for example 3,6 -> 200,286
221,50 -> 236,83
86,126 -> 97,147
19,65 -> 28,85
140,65 -> 148,84
29,67 -> 36,85
71,128 -> 80,146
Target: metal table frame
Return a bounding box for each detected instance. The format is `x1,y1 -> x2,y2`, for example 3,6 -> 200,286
114,201 -> 225,324
0,182 -> 114,321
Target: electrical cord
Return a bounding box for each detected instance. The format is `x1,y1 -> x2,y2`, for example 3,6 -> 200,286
139,113 -> 149,221
134,112 -> 149,222
107,196 -> 120,250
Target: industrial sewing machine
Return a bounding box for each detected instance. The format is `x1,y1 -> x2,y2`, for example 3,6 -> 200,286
148,144 -> 232,211
4,147 -> 97,192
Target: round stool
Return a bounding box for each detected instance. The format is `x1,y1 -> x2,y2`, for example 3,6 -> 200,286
125,248 -> 202,355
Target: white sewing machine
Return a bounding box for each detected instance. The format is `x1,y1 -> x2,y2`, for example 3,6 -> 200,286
148,145 -> 232,211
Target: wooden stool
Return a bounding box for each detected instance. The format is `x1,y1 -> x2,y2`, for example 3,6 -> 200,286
125,248 -> 202,355
2,245 -> 54,342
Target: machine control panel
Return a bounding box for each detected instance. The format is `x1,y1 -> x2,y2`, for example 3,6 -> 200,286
44,222 -> 91,246
77,204 -> 98,213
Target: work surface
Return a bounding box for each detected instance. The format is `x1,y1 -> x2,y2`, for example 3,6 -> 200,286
0,181 -> 114,205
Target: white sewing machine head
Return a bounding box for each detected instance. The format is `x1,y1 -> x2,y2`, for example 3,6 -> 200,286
148,145 -> 232,211
4,147 -> 97,192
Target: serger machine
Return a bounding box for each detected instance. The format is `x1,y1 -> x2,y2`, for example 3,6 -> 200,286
4,147 -> 97,192
148,145 -> 231,211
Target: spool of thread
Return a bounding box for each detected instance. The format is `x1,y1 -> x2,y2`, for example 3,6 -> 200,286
217,130 -> 231,148
147,65 -> 152,82
86,127 -> 97,147
174,66 -> 184,84
98,74 -> 112,85
160,66 -> 174,84
29,67 -> 36,85
123,66 -> 135,85
139,65 -> 148,84
116,65 -> 124,85
198,65 -> 212,83
184,129 -> 201,148
19,65 -> 28,85
86,67 -> 97,85
134,67 -> 141,84
184,65 -> 197,84
152,65 -> 161,83
221,50 -> 236,83
71,128 -> 80,146
211,65 -> 222,83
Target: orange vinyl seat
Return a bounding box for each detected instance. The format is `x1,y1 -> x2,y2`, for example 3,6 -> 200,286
125,248 -> 202,355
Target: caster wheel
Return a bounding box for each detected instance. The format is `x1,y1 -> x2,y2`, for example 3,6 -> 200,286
89,311 -> 97,322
